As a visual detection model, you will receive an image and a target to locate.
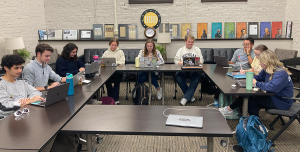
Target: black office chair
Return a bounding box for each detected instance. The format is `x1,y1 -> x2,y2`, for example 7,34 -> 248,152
265,87 -> 300,144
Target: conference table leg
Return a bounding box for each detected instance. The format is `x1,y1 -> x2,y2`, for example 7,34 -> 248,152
207,137 -> 214,152
86,134 -> 92,152
243,97 -> 249,117
149,72 -> 151,105
162,72 -> 165,105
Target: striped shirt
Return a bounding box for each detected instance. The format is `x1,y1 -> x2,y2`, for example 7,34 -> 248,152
22,59 -> 62,87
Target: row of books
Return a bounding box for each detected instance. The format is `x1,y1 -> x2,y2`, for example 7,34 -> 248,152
39,24 -> 138,40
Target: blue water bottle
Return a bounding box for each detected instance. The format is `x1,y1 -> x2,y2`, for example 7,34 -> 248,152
66,73 -> 74,96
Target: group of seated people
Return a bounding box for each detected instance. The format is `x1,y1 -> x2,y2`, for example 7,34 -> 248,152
0,34 -> 294,151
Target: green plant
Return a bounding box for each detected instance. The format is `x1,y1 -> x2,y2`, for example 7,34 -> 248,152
156,45 -> 166,55
17,48 -> 31,60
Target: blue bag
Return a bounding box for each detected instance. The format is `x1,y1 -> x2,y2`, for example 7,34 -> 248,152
236,115 -> 275,152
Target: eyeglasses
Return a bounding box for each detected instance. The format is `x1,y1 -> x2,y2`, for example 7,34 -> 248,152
14,108 -> 30,117
242,44 -> 250,46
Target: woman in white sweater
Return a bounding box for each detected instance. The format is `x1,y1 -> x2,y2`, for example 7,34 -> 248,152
102,38 -> 125,104
137,39 -> 164,99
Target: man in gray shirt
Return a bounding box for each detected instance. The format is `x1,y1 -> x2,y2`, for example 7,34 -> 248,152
22,43 -> 66,91
228,37 -> 255,70
0,55 -> 43,119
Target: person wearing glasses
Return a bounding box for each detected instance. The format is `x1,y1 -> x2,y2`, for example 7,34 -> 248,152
0,55 -> 43,119
228,37 -> 255,71
240,44 -> 268,75
55,43 -> 85,77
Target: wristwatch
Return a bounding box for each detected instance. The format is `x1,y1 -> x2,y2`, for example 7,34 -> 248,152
44,86 -> 48,91
247,54 -> 250,56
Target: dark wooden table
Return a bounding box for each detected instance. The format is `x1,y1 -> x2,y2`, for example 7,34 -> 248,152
62,105 -> 233,152
0,91 -> 94,151
116,64 -> 203,105
202,64 -> 275,116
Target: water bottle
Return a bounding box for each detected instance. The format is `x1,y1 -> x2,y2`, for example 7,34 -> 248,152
93,55 -> 99,62
66,73 -> 74,96
214,100 -> 219,107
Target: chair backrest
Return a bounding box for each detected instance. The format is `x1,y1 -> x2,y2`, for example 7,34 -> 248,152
122,49 -> 140,64
83,48 -> 106,63
275,48 -> 298,61
200,48 -> 214,63
213,48 -> 239,61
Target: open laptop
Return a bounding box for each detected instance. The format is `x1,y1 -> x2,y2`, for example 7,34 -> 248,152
214,56 -> 231,67
73,71 -> 84,87
99,57 -> 116,66
31,83 -> 70,107
139,57 -> 157,67
182,57 -> 201,66
236,80 -> 256,88
166,114 -> 203,129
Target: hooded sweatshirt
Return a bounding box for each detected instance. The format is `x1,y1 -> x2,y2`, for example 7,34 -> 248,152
102,47 -> 125,65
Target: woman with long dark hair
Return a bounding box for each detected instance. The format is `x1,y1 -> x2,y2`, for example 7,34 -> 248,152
56,43 -> 85,77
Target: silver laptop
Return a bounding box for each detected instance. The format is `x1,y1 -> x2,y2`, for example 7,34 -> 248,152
166,114 -> 203,129
31,83 -> 70,107
99,57 -> 116,66
73,71 -> 84,87
214,56 -> 231,67
90,61 -> 101,73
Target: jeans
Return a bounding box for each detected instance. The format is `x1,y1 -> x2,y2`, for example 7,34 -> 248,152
106,71 -> 123,101
230,96 -> 277,116
176,72 -> 201,101
138,72 -> 159,89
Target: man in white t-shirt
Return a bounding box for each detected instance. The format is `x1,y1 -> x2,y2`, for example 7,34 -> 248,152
174,34 -> 204,106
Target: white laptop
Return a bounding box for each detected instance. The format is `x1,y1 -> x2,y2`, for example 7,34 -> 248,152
73,71 -> 84,87
99,57 -> 116,66
166,114 -> 203,129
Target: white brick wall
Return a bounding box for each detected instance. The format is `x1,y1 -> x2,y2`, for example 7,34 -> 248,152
0,0 -> 46,59
286,0 -> 300,55
45,0 -> 288,39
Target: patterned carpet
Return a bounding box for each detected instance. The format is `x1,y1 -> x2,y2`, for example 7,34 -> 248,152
80,76 -> 300,152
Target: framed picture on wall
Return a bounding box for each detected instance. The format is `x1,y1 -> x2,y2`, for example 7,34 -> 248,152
63,30 -> 78,40
118,24 -> 129,39
169,23 -> 180,39
224,22 -> 235,39
236,22 -> 247,39
248,22 -> 259,38
286,21 -> 293,38
212,22 -> 222,39
260,22 -> 271,38
93,24 -> 103,40
38,30 -> 48,40
104,24 -> 114,39
181,23 -> 191,39
272,22 -> 282,38
197,23 -> 207,39
79,29 -> 93,40
129,0 -> 173,4
47,30 -> 62,40
159,23 -> 170,33
128,24 -> 137,40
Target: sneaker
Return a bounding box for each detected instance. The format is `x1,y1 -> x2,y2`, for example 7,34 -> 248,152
157,87 -> 162,100
180,98 -> 188,106
115,101 -> 119,105
190,97 -> 196,102
219,107 -> 234,116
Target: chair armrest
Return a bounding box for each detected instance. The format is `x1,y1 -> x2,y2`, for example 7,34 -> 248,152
280,57 -> 300,66
294,87 -> 300,91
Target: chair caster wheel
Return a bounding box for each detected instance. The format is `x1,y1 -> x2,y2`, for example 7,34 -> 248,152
129,90 -> 131,93
220,140 -> 227,147
93,147 -> 97,152
97,137 -> 103,144
173,97 -> 176,99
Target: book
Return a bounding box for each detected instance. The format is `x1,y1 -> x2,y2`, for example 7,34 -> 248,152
227,72 -> 246,79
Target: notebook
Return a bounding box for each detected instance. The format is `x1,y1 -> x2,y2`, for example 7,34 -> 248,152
227,72 -> 246,79
139,57 -> 157,67
99,57 -> 116,66
166,114 -> 203,129
31,83 -> 70,107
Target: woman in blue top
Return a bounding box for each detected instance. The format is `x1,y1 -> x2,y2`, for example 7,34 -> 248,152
56,43 -> 85,77
138,39 -> 164,100
220,49 -> 294,116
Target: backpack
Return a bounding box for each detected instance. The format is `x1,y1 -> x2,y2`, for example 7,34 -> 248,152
200,74 -> 220,99
236,115 -> 275,152
99,97 -> 115,105
132,83 -> 149,105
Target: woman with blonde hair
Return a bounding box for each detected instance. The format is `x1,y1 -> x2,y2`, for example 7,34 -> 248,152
221,49 -> 294,116
240,44 -> 268,75
137,39 -> 164,99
